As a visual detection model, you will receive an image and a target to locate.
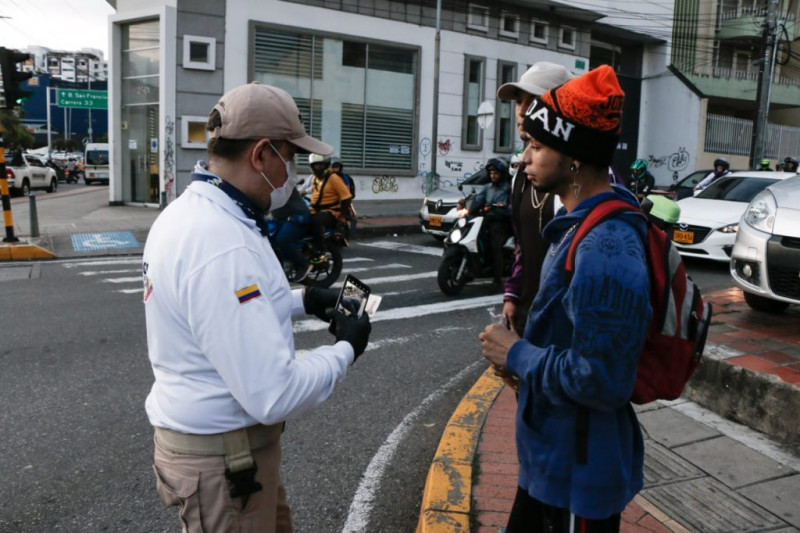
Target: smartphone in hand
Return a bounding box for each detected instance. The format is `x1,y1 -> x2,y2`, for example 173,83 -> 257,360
334,274 -> 371,318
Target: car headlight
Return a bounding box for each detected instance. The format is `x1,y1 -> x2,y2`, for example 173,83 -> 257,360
449,228 -> 462,243
457,217 -> 468,228
742,190 -> 777,233
718,223 -> 738,234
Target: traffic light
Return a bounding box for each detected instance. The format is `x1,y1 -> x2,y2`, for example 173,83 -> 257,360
0,47 -> 33,109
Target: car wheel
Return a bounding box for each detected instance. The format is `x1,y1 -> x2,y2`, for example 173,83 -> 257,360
743,291 -> 790,314
21,180 -> 30,197
47,177 -> 57,193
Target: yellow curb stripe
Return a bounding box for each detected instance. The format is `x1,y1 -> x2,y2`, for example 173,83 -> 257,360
0,243 -> 56,261
417,368 -> 505,533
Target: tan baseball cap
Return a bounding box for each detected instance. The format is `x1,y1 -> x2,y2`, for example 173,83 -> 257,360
497,62 -> 575,100
210,82 -> 333,155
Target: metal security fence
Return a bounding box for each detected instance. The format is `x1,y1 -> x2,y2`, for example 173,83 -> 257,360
705,113 -> 800,158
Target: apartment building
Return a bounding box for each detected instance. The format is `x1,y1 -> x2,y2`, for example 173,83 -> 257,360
104,0 -> 681,206
671,0 -> 800,170
27,47 -> 108,83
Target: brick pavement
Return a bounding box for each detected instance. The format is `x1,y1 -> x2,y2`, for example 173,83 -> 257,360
421,287 -> 800,533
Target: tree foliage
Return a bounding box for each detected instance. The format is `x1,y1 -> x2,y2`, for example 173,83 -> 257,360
0,109 -> 34,150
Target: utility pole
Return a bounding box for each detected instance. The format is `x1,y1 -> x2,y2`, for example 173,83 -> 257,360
749,0 -> 779,169
428,0 -> 441,194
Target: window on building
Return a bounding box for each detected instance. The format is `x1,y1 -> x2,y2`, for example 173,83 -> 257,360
500,12 -> 519,38
468,4 -> 489,32
462,56 -> 485,150
182,35 -> 216,71
559,26 -> 576,50
530,19 -> 549,44
495,61 -> 516,152
252,26 -> 418,172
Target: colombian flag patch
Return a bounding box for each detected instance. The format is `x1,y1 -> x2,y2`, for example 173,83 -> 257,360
235,284 -> 262,304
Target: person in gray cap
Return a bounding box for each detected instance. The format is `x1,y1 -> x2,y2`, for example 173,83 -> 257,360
496,62 -> 574,336
142,82 -> 371,532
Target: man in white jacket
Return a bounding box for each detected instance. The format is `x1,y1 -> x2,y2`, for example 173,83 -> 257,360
142,83 -> 371,532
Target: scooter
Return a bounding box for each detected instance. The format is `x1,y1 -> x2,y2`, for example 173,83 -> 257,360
437,214 -> 515,295
267,220 -> 347,288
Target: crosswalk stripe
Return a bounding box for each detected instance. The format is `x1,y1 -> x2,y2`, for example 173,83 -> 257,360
343,257 -> 374,263
294,294 -> 500,332
63,258 -> 142,268
346,263 -> 410,274
334,271 -> 436,287
80,269 -> 140,276
360,241 -> 443,257
118,288 -> 141,294
102,276 -> 141,284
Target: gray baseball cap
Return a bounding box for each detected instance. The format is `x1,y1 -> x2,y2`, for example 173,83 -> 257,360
210,82 -> 333,155
497,62 -> 575,100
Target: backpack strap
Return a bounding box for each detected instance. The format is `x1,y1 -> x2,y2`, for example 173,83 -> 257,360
563,199 -> 643,286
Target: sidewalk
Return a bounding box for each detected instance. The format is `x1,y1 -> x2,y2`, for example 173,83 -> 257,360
419,289 -> 800,532
1,187 -> 421,259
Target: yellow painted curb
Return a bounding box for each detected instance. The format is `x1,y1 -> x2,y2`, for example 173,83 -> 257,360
0,243 -> 56,260
417,368 -> 505,533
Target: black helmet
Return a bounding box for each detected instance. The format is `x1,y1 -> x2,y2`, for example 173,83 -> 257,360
485,158 -> 507,173
330,156 -> 343,169
713,158 -> 729,170
784,156 -> 798,170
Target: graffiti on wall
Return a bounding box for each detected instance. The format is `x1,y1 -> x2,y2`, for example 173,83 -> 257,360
419,138 -> 431,159
164,116 -> 175,203
372,175 -> 399,194
437,139 -> 451,156
647,147 -> 690,172
445,160 -> 462,172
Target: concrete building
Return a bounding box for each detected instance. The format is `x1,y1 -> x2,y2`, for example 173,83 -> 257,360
25,47 -> 108,83
104,0 -> 684,206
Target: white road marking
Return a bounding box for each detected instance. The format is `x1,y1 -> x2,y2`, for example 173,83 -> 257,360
360,241 -> 443,257
79,269 -> 140,276
62,258 -> 142,268
343,257 -> 374,263
346,263 -> 410,273
664,399 -> 800,471
118,288 -> 142,294
294,294 -> 500,332
331,271 -> 436,289
102,276 -> 141,284
341,360 -> 484,533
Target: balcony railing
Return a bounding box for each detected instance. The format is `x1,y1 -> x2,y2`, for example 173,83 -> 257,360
705,113 -> 800,158
675,62 -> 800,87
720,6 -> 767,21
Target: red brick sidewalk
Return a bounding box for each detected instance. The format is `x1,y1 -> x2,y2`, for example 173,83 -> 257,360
472,387 -> 684,533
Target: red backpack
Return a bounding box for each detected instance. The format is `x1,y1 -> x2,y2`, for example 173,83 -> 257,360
565,199 -> 712,404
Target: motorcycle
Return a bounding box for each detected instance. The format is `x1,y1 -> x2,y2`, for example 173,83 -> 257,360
437,214 -> 515,295
267,219 -> 346,288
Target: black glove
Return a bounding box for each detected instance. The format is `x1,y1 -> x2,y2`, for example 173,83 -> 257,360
303,287 -> 339,321
328,310 -> 371,360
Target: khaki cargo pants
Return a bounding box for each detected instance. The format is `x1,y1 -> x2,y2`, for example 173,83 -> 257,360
153,432 -> 292,533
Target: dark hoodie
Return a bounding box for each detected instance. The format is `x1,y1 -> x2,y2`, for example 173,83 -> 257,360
506,185 -> 651,519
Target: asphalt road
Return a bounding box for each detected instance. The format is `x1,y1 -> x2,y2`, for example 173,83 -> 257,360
0,232 -> 732,532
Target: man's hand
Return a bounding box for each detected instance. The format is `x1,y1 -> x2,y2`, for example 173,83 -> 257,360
329,310 -> 372,360
502,301 -> 516,330
303,287 -> 339,321
479,323 -> 520,369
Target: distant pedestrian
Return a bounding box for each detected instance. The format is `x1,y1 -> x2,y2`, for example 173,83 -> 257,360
480,66 -> 651,533
142,82 -> 371,532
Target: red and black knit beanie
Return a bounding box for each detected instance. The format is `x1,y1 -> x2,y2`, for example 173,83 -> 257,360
522,65 -> 624,167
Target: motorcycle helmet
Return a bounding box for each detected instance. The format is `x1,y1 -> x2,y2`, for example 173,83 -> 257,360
330,156 -> 343,169
485,157 -> 507,173
759,158 -> 771,170
630,158 -> 648,178
713,158 -> 730,171
308,153 -> 330,167
783,156 -> 798,171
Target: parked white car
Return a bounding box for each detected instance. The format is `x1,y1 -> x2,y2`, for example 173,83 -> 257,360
730,175 -> 800,313
671,171 -> 793,262
5,152 -> 59,196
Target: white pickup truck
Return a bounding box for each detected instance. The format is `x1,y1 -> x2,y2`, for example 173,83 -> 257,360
5,153 -> 59,196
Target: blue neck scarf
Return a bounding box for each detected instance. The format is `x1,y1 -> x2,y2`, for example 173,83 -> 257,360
191,170 -> 269,236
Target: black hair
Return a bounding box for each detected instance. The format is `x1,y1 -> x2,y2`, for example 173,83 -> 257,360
205,109 -> 257,160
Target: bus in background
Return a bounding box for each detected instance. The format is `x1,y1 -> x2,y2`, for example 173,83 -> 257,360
84,143 -> 110,186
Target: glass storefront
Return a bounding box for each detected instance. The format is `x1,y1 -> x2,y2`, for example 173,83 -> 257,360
252,26 -> 418,173
120,20 -> 160,204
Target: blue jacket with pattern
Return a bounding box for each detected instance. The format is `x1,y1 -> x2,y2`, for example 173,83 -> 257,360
506,186 -> 651,519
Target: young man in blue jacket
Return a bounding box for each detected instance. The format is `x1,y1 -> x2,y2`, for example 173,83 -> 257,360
479,65 -> 652,532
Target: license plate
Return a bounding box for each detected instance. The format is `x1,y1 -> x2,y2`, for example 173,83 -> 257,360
673,230 -> 694,244
429,216 -> 442,227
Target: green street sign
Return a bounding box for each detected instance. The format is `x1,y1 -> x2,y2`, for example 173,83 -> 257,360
56,89 -> 108,109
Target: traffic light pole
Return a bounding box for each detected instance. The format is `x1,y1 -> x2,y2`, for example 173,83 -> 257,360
0,125 -> 20,243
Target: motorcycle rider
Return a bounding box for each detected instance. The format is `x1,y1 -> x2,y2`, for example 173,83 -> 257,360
626,158 -> 655,203
783,156 -> 799,173
308,153 -> 352,263
469,158 -> 512,287
693,157 -> 731,194
270,187 -> 313,283
758,158 -> 772,171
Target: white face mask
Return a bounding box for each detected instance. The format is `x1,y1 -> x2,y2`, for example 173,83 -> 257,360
261,144 -> 299,211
